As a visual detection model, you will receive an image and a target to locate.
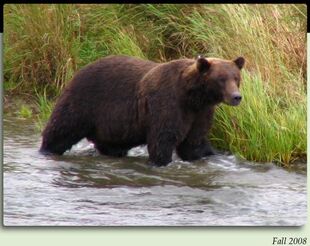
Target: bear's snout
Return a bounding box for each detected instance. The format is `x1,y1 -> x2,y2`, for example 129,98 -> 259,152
230,92 -> 242,106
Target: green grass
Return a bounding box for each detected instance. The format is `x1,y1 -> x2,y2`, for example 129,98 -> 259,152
18,105 -> 33,118
4,4 -> 80,95
3,4 -> 306,166
211,71 -> 306,166
34,88 -> 55,130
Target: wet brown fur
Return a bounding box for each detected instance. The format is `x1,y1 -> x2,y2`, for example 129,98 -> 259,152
40,55 -> 244,166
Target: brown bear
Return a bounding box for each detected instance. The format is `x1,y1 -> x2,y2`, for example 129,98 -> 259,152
40,55 -> 245,166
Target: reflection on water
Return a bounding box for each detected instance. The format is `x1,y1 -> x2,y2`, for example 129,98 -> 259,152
3,117 -> 307,226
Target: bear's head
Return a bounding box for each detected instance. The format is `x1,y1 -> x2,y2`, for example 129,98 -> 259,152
184,55 -> 245,107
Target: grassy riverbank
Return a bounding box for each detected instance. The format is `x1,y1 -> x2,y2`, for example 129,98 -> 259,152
4,4 -> 307,166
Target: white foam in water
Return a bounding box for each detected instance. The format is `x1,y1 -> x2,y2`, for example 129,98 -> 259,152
207,154 -> 251,172
65,138 -> 97,156
69,141 -> 149,157
128,145 -> 149,157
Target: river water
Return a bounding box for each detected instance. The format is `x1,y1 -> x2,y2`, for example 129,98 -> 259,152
3,116 -> 307,226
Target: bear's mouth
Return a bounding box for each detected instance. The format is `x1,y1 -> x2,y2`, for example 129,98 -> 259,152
224,95 -> 242,106
229,100 -> 241,106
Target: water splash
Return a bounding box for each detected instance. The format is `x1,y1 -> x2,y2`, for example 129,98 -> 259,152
3,116 -> 307,226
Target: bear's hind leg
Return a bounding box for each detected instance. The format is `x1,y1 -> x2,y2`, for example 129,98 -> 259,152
40,117 -> 91,155
40,135 -> 84,155
40,129 -> 86,155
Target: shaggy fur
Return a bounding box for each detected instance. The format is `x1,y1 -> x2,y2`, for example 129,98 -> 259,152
40,55 -> 245,166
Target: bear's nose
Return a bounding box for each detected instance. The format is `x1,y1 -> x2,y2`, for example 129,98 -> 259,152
231,93 -> 242,105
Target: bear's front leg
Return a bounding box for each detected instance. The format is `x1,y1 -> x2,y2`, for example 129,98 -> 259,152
144,91 -> 181,166
176,106 -> 216,161
176,139 -> 215,161
147,130 -> 178,166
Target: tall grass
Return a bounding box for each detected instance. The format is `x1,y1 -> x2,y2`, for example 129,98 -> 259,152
4,4 -> 306,166
211,71 -> 306,166
4,4 -> 81,96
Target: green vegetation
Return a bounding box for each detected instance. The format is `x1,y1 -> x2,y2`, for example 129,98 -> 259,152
18,105 -> 32,118
4,4 -> 306,166
34,88 -> 55,130
211,72 -> 306,165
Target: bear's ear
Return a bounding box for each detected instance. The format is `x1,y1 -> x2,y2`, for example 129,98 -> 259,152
233,57 -> 245,70
196,55 -> 211,73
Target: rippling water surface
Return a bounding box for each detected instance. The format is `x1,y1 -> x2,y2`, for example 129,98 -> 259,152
3,117 -> 307,226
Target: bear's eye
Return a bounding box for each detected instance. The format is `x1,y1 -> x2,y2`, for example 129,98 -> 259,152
234,76 -> 240,86
218,78 -> 226,85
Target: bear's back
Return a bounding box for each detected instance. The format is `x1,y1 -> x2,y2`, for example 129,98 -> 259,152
68,55 -> 158,97
56,55 -> 158,115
